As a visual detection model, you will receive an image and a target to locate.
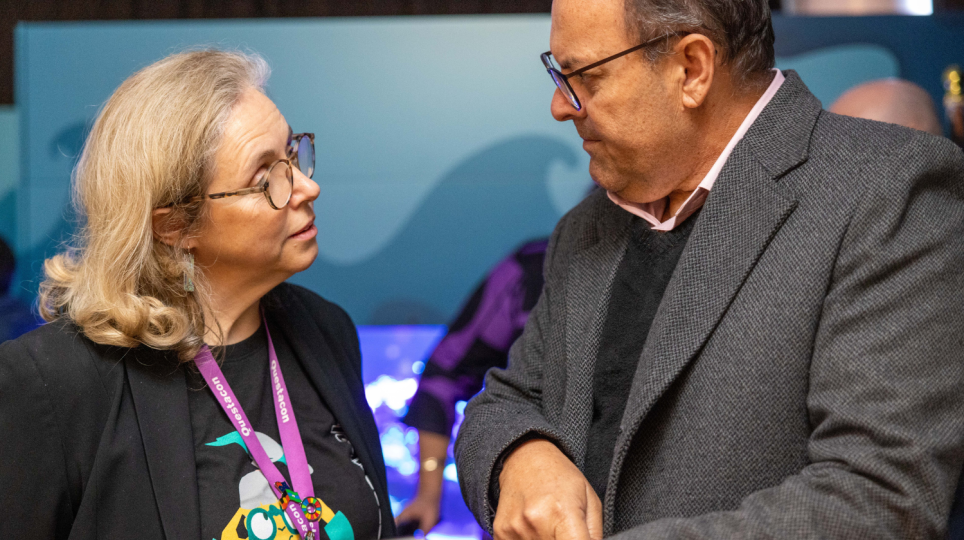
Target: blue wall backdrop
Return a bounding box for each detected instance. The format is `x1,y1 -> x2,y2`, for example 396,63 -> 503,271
0,106 -> 16,246
15,16 -> 589,326
14,14 -> 963,327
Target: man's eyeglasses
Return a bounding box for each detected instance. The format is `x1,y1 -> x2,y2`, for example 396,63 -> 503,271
189,132 -> 315,210
541,32 -> 682,111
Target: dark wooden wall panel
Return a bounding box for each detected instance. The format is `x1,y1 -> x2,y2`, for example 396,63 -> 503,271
2,0 -> 959,105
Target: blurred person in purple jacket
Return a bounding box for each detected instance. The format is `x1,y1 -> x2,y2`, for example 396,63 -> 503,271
395,238 -> 548,535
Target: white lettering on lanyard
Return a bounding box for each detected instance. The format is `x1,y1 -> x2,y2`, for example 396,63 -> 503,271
271,359 -> 290,423
212,376 -> 251,436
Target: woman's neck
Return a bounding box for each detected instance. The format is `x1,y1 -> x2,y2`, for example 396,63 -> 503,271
202,291 -> 265,347
198,262 -> 287,346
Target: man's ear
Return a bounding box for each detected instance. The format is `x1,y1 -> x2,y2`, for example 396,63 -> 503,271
675,34 -> 716,109
152,207 -> 187,248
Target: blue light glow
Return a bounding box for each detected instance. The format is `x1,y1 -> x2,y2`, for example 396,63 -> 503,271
444,463 -> 458,482
365,374 -> 418,412
359,325 -> 484,539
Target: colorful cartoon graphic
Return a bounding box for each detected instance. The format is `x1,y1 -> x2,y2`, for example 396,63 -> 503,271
207,431 -> 356,540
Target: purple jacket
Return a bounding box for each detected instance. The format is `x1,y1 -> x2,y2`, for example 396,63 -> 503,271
403,239 -> 548,436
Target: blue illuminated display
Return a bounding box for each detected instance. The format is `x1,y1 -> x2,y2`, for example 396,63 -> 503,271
359,326 -> 484,540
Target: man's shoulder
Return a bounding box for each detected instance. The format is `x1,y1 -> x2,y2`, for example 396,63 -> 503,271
810,111 -> 963,181
765,109 -> 964,210
538,188 -> 633,274
557,188 -> 627,238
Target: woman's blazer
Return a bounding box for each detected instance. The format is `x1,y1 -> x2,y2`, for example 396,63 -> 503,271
0,283 -> 396,539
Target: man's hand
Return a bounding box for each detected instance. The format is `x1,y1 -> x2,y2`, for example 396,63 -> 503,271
494,439 -> 603,540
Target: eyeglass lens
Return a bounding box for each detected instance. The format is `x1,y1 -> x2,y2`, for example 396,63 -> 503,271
292,135 -> 315,179
265,160 -> 294,209
549,70 -> 580,110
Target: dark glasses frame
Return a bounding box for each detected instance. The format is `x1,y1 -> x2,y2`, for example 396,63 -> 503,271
541,32 -> 684,111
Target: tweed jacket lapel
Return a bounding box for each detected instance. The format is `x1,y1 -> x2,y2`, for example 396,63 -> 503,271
126,349 -> 201,540
564,199 -> 633,466
603,71 -> 820,521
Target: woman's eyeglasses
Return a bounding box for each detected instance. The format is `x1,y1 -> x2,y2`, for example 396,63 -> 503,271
187,132 -> 315,210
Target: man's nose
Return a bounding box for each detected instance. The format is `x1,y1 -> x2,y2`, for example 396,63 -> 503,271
550,87 -> 583,122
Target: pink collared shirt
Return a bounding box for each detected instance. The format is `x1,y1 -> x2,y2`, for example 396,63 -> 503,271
608,70 -> 786,231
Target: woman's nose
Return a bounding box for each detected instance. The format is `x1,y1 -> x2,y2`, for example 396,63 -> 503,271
289,166 -> 320,208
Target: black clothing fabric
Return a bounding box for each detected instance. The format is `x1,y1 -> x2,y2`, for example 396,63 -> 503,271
0,283 -> 395,540
583,213 -> 700,500
188,322 -> 381,540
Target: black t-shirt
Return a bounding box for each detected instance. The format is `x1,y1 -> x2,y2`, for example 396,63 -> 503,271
186,322 -> 381,540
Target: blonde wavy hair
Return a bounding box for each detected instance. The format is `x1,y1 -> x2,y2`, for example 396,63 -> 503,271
39,49 -> 270,361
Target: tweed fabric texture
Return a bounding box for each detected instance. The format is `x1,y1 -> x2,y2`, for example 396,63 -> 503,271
454,70 -> 964,539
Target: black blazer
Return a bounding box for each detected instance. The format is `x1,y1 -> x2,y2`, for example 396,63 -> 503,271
0,283 -> 396,539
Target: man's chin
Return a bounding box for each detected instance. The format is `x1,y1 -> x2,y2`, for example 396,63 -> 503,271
587,161 -> 624,194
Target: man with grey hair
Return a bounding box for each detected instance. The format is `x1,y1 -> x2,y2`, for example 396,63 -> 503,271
455,0 -> 964,538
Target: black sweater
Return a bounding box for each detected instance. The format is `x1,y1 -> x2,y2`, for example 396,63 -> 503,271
584,212 -> 700,500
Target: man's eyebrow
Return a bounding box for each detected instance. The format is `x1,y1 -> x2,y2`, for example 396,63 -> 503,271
557,55 -> 587,73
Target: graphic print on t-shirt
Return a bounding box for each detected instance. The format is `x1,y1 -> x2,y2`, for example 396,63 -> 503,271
206,430 -> 356,540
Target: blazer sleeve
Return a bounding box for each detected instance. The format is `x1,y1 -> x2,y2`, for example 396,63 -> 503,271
610,135 -> 964,538
454,214 -> 574,532
0,337 -> 75,539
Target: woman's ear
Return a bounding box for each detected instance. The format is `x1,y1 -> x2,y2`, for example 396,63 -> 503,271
152,207 -> 186,248
676,34 -> 716,110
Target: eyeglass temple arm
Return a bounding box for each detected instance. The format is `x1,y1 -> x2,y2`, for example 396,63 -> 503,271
191,185 -> 265,202
550,32 -> 681,79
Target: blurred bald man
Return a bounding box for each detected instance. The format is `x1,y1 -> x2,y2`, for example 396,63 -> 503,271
830,78 -> 943,136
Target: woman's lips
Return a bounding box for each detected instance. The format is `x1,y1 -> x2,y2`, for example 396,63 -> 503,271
290,222 -> 317,240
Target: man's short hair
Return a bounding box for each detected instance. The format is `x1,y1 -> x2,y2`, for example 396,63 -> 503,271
624,0 -> 776,88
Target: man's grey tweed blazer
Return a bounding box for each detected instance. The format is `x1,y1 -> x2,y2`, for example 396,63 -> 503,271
455,71 -> 964,539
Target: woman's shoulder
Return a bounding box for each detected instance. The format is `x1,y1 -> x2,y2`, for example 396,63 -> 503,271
266,282 -> 361,369
0,319 -> 128,397
268,282 -> 357,332
3,319 -> 93,364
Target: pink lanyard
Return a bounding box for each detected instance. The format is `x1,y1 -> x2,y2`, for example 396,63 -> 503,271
193,315 -> 321,539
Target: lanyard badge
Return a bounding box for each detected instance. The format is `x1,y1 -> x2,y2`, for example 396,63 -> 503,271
194,314 -> 320,539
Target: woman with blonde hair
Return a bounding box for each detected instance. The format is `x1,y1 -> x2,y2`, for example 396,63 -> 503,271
0,49 -> 394,540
